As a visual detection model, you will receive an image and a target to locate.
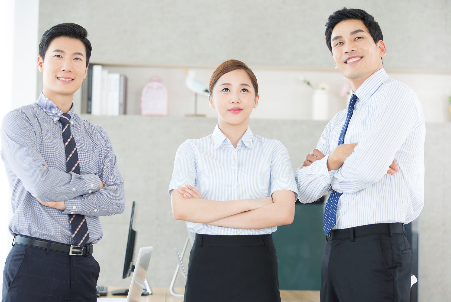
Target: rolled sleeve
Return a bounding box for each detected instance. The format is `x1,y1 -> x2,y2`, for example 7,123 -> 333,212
168,140 -> 196,195
270,141 -> 298,199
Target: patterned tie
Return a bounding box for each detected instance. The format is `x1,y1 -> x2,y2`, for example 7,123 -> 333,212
60,113 -> 90,247
323,94 -> 358,235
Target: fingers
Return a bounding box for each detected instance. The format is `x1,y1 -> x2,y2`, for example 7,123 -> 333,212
311,149 -> 325,160
387,159 -> 399,175
177,185 -> 203,199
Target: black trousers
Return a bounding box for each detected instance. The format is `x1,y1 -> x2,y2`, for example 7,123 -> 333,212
321,223 -> 412,302
2,243 -> 100,302
185,234 -> 280,302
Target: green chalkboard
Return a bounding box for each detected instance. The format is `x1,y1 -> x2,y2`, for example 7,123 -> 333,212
273,203 -> 325,290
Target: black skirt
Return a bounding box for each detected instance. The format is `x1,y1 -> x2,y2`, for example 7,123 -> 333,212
184,234 -> 281,302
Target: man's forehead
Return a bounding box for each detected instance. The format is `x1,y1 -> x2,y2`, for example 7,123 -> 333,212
47,37 -> 86,54
332,19 -> 368,35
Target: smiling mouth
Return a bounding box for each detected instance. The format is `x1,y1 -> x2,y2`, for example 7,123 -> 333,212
57,77 -> 74,82
345,57 -> 362,64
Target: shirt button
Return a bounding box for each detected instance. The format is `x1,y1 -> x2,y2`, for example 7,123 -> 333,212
73,206 -> 76,209
72,188 -> 75,191
71,211 -> 74,214
88,190 -> 92,194
91,184 -> 94,188
94,209 -> 98,212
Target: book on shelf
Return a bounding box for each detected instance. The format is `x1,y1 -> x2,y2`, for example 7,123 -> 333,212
81,64 -> 127,115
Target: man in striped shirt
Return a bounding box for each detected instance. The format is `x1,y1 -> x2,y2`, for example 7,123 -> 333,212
1,24 -> 125,301
295,8 -> 425,302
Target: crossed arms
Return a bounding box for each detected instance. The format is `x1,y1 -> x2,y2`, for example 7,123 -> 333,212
1,110 -> 125,217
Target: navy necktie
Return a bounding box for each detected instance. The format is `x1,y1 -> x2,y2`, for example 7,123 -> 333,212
323,94 -> 358,235
60,113 -> 90,247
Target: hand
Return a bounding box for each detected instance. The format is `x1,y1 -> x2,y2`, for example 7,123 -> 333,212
99,180 -> 104,190
328,143 -> 358,171
301,149 -> 326,168
387,159 -> 399,175
35,196 -> 66,211
177,185 -> 203,199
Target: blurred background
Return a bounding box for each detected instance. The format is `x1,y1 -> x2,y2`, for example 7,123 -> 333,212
0,0 -> 450,301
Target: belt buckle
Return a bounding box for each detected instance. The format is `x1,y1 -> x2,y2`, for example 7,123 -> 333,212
326,232 -> 332,241
69,245 -> 83,256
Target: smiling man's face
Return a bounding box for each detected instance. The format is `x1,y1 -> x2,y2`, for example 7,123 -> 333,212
38,36 -> 88,101
331,19 -> 386,90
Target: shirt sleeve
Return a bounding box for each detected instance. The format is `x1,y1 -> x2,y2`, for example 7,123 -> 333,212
63,125 -> 125,217
270,140 -> 298,199
168,140 -> 196,195
295,117 -> 336,203
331,84 -> 421,194
1,109 -> 102,203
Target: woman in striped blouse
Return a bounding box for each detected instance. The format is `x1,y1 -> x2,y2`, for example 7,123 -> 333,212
169,59 -> 298,302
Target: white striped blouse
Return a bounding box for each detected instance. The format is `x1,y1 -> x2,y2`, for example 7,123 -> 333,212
169,125 -> 298,235
295,68 -> 425,229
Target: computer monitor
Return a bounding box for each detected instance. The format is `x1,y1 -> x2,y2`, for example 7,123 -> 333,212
112,201 -> 150,296
122,201 -> 136,279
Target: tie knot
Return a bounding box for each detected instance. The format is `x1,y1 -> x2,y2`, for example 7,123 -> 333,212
349,94 -> 358,109
59,113 -> 71,125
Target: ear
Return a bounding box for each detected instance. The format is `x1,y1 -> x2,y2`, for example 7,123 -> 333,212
253,94 -> 259,109
208,95 -> 215,108
377,40 -> 386,58
37,56 -> 44,72
84,64 -> 89,79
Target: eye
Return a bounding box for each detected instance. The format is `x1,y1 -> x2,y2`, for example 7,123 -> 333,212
241,88 -> 249,92
74,57 -> 82,61
334,41 -> 343,47
54,54 -> 63,58
221,87 -> 230,92
355,36 -> 363,41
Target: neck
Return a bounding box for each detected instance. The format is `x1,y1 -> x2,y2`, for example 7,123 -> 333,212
349,64 -> 383,92
42,87 -> 74,113
217,119 -> 249,148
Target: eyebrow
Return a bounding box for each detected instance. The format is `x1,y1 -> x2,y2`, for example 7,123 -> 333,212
52,49 -> 85,57
331,29 -> 366,42
219,83 -> 251,87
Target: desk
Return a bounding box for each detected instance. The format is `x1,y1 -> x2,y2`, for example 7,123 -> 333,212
100,287 -> 320,302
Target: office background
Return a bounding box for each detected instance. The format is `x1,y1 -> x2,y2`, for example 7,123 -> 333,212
1,0 -> 450,301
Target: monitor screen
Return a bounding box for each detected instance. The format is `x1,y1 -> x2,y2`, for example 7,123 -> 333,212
122,201 -> 136,279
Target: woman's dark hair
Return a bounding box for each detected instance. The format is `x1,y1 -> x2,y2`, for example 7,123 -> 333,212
209,59 -> 258,95
39,23 -> 92,66
325,8 -> 383,53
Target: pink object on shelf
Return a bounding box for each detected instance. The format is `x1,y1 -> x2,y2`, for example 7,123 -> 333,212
141,76 -> 168,116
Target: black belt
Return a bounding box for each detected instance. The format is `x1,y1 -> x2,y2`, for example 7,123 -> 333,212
14,235 -> 93,256
326,223 -> 405,241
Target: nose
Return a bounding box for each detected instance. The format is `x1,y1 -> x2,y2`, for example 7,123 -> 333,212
344,39 -> 358,53
230,91 -> 241,103
60,57 -> 73,72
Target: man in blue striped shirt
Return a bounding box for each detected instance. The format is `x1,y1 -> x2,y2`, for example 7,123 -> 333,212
295,8 -> 425,302
1,24 -> 125,302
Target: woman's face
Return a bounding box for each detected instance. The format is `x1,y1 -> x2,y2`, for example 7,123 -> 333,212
209,69 -> 259,128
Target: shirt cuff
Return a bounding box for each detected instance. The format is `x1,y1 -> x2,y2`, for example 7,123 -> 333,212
83,174 -> 102,195
330,169 -> 343,193
317,155 -> 333,185
63,199 -> 83,215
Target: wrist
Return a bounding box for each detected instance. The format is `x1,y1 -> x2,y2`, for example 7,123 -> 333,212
327,153 -> 341,171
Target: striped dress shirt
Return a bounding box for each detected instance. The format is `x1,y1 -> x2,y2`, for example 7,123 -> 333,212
295,69 -> 425,229
169,125 -> 298,235
1,93 -> 125,244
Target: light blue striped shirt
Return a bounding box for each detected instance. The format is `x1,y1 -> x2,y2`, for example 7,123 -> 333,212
295,69 -> 425,229
169,125 -> 298,235
1,93 -> 125,244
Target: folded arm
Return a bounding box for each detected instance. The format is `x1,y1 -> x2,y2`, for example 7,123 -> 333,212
331,87 -> 419,194
61,126 -> 125,217
208,189 -> 295,229
171,186 -> 272,223
1,111 -> 101,203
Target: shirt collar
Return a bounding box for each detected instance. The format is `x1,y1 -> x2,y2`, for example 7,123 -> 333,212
212,124 -> 254,149
36,92 -> 76,123
354,68 -> 388,104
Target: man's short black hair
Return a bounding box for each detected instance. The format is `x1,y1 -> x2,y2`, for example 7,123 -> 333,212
39,23 -> 92,67
325,8 -> 383,53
